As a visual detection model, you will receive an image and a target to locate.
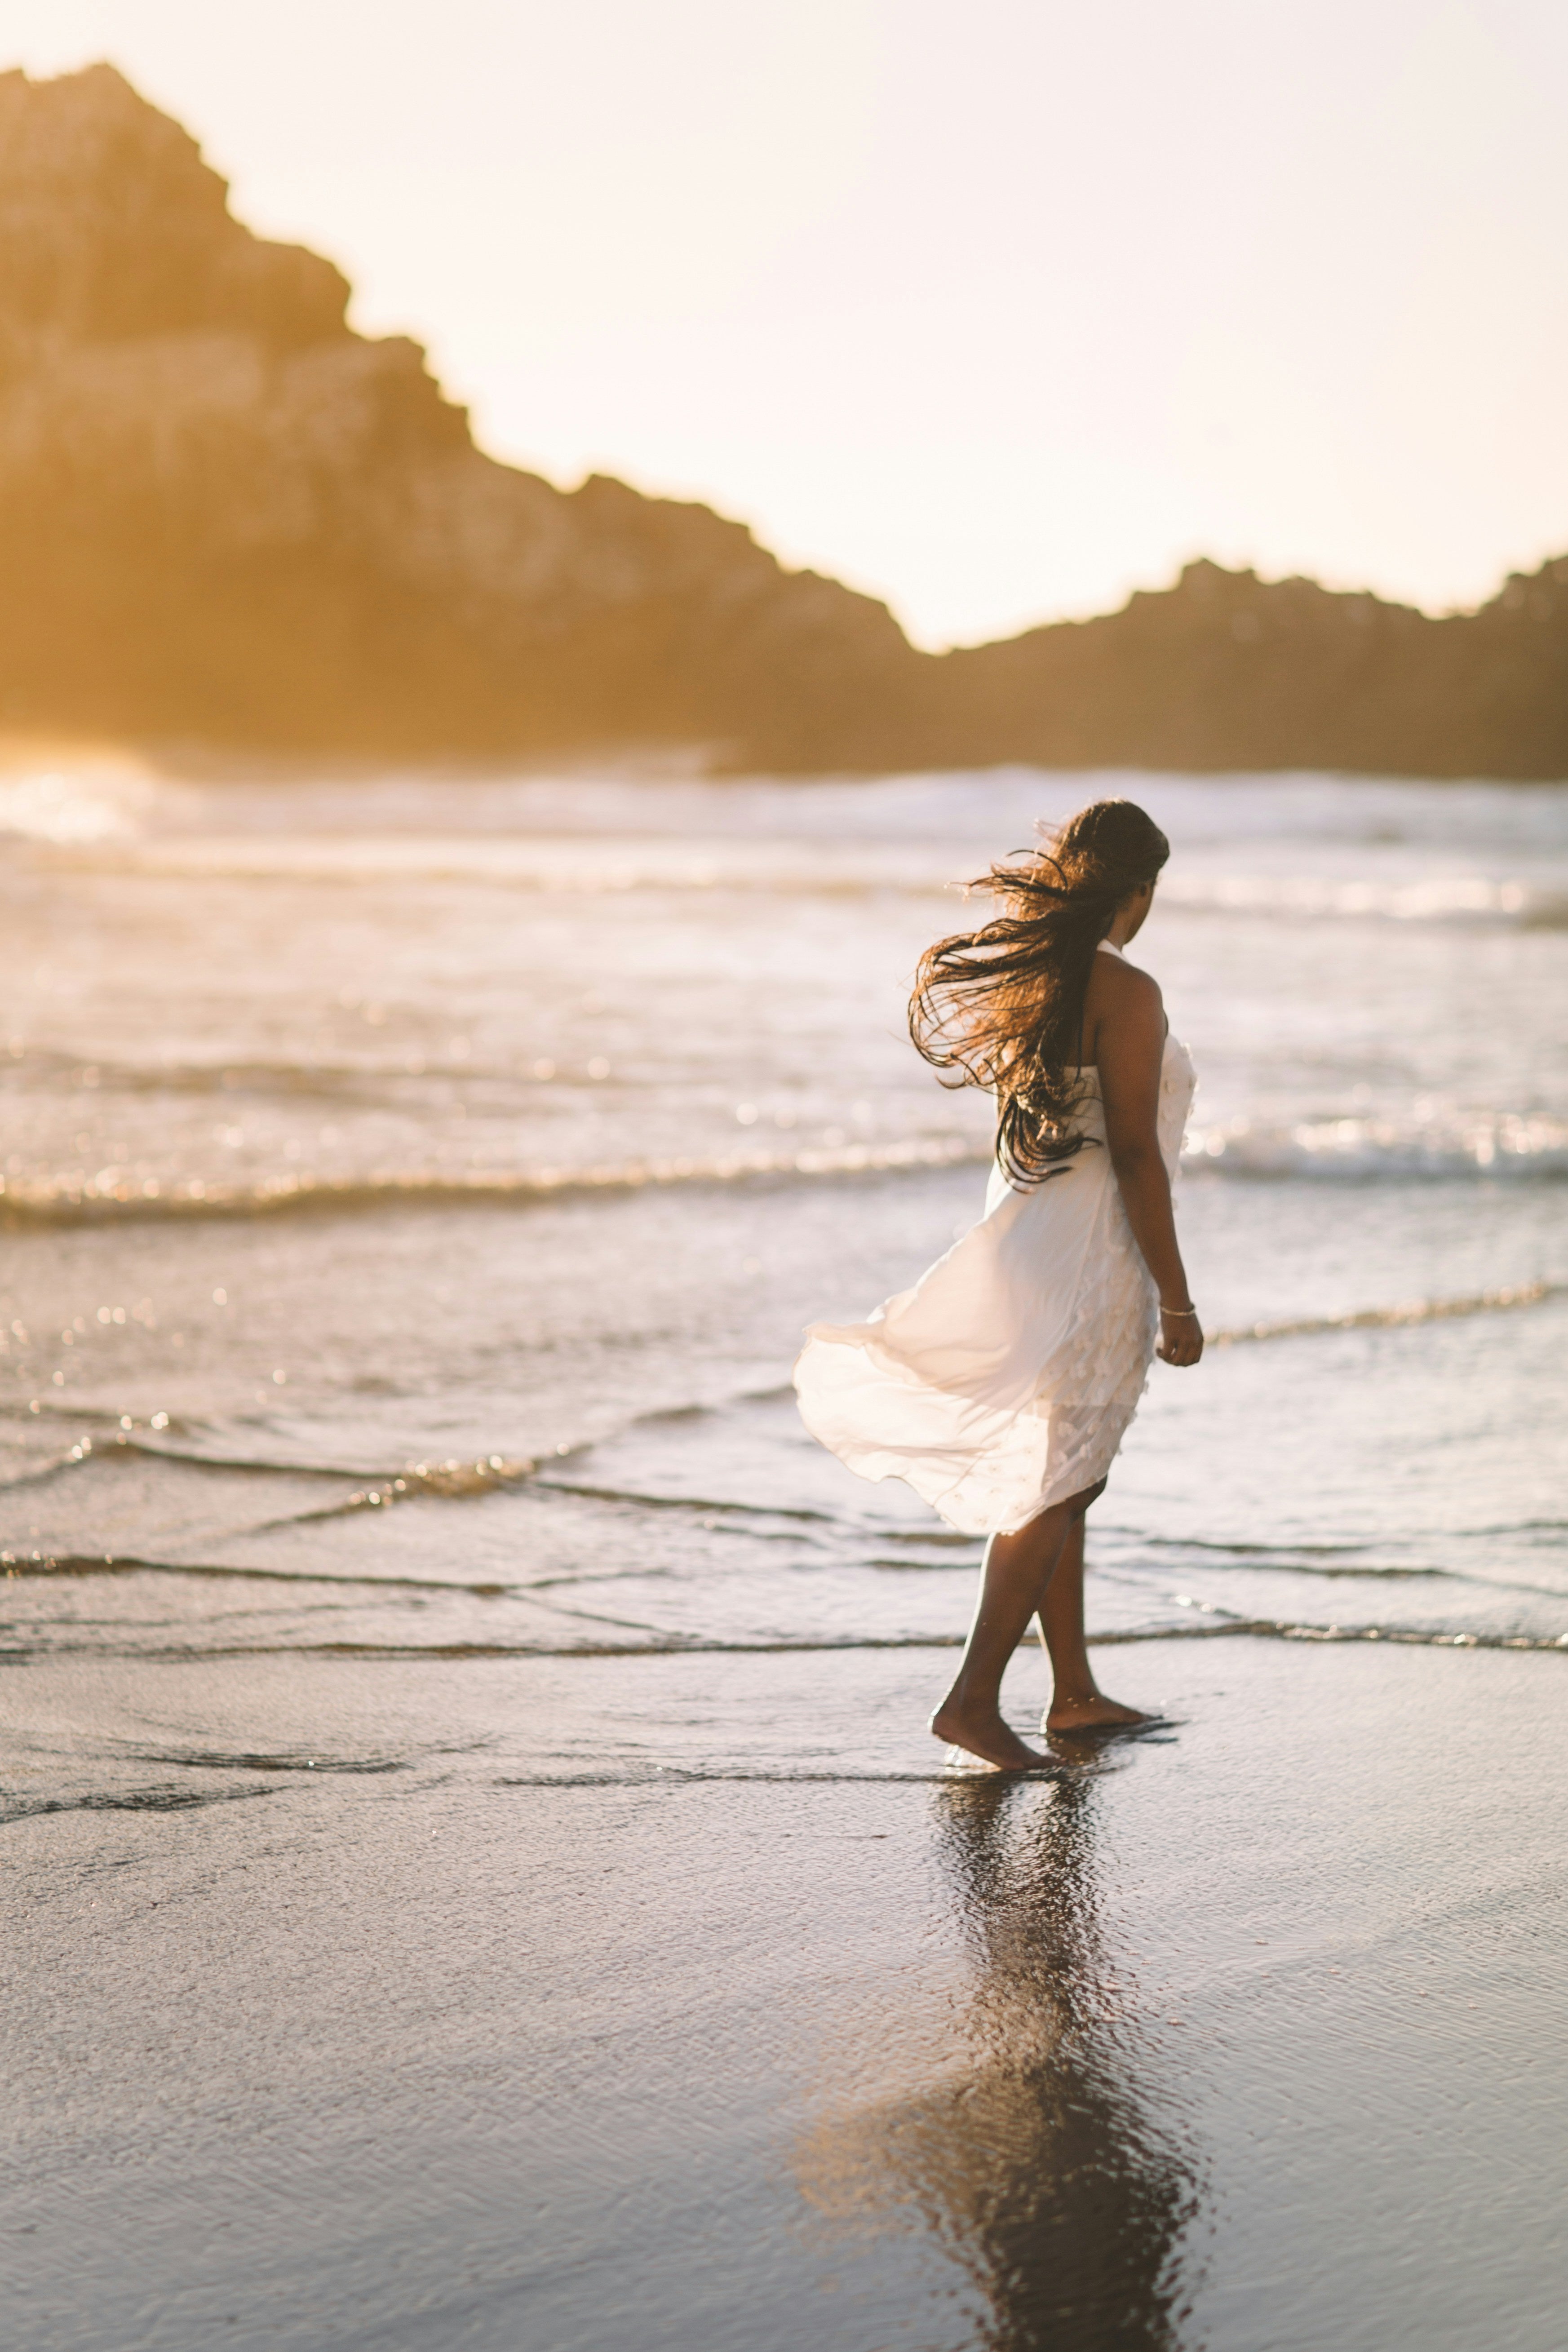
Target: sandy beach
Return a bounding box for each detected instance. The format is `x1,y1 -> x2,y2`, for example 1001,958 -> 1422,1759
3,767 -> 1565,2347
6,1631 -> 1568,2351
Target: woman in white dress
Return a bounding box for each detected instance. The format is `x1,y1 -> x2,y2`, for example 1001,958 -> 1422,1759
794,799 -> 1203,1771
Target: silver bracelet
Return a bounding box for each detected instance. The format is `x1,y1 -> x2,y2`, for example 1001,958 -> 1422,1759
1160,1302 -> 1199,1317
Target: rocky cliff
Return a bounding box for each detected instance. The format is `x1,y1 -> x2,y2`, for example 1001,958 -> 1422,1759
1,63 -> 1564,778
932,557 -> 1568,778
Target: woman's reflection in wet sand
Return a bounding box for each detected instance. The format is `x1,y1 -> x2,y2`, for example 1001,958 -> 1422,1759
799,1772 -> 1203,2352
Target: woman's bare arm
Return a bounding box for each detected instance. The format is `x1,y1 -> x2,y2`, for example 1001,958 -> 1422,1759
1092,960 -> 1203,1366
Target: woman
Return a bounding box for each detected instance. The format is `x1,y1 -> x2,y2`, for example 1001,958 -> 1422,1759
793,799 -> 1202,1772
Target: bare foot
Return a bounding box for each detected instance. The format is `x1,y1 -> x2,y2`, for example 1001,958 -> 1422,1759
1045,1693 -> 1153,1735
930,1698 -> 1051,1772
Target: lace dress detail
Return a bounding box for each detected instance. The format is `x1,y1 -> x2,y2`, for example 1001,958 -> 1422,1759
793,998 -> 1196,1536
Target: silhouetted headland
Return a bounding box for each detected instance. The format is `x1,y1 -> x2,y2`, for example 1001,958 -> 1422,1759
3,64 -> 1565,778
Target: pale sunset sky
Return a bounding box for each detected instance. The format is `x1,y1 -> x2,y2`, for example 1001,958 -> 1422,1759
3,0 -> 1566,647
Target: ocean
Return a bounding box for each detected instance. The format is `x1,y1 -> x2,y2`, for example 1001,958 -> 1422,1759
3,763 -> 1567,1710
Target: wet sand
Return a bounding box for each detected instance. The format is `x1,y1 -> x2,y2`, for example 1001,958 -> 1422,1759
4,1634 -> 1568,2351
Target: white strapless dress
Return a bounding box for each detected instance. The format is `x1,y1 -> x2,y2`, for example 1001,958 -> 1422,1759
793,998 -> 1197,1537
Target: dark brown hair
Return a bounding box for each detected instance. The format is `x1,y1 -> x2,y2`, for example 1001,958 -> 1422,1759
910,798 -> 1170,1185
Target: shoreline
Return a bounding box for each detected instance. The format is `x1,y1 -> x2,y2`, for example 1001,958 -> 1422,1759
5,1634 -> 1568,2350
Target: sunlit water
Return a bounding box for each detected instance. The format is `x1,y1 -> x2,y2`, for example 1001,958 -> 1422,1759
2,765 -> 1565,1688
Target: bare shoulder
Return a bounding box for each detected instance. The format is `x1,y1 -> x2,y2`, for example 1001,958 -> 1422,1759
1097,953 -> 1162,1008
1088,951 -> 1163,1023
1087,952 -> 1165,1063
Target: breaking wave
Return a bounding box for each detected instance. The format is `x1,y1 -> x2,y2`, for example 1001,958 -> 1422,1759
1207,1282 -> 1562,1345
3,1114 -> 1566,1227
1159,871 -> 1568,929
1185,1112 -> 1568,1179
0,1135 -> 989,1224
28,823 -> 1568,930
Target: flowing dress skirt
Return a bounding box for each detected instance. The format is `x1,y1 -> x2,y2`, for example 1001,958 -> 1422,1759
793,1036 -> 1196,1536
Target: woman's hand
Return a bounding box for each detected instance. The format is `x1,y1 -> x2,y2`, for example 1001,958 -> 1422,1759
1157,1305 -> 1204,1366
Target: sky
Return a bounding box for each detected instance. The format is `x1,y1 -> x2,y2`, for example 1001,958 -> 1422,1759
3,0 -> 1567,648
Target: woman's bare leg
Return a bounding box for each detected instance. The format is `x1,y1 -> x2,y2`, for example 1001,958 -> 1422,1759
931,1495 -> 1084,1770
1036,1493 -> 1150,1733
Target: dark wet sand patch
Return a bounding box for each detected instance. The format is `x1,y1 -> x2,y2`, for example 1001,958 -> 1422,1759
2,1636 -> 1566,2352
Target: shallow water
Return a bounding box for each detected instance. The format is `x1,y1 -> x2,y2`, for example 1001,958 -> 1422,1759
2,764 -> 1566,1673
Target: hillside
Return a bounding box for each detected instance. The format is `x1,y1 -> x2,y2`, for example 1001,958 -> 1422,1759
0,64 -> 1564,777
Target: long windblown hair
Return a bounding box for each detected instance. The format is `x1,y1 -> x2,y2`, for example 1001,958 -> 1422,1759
910,799 -> 1170,1186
